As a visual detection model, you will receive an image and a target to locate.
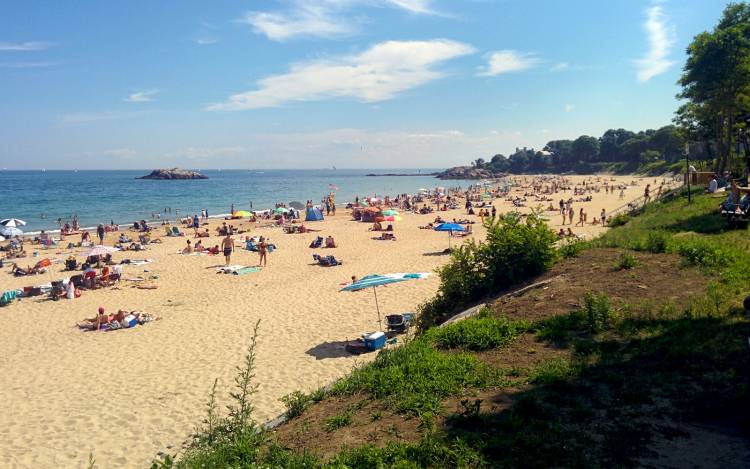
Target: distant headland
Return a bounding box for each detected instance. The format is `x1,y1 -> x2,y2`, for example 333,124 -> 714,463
137,168 -> 208,180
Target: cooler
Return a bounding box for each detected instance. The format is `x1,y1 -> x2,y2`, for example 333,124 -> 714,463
364,331 -> 386,351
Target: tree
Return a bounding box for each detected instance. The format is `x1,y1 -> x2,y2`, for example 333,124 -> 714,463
472,158 -> 486,168
571,136 -> 600,163
678,2 -> 750,173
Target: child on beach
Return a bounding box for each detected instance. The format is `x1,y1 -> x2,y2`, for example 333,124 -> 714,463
257,236 -> 268,267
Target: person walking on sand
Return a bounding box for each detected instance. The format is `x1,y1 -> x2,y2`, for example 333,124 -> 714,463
568,206 -> 574,225
643,184 -> 651,206
257,236 -> 268,267
221,233 -> 234,266
97,224 -> 105,244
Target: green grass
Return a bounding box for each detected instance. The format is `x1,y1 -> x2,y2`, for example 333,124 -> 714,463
330,337 -> 494,418
528,357 -> 575,385
613,251 -> 638,270
424,314 -> 529,351
324,412 -> 353,432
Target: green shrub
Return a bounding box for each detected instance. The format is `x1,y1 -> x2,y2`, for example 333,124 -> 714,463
324,412 -> 353,432
420,212 -> 557,328
425,316 -> 529,351
608,213 -> 630,227
676,239 -> 727,267
614,252 -> 638,270
582,292 -> 615,333
280,391 -> 312,419
644,231 -> 669,253
559,239 -> 586,258
331,338 -> 490,417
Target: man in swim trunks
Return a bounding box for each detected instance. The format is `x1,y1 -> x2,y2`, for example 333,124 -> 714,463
221,233 -> 234,266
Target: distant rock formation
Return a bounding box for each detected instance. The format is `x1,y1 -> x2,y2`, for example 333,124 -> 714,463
435,166 -> 500,180
137,168 -> 208,180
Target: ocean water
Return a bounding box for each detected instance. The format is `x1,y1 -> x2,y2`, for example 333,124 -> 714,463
0,169 -> 468,233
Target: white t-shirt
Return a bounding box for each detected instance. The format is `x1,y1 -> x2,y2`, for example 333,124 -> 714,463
708,178 -> 718,193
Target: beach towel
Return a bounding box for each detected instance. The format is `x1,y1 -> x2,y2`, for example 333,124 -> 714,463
1,290 -> 20,306
233,266 -> 261,276
127,259 -> 153,266
216,265 -> 244,274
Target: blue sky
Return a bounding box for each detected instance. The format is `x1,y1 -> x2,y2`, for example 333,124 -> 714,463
0,0 -> 728,169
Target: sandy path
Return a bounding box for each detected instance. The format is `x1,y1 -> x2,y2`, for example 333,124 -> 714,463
0,174 -> 671,468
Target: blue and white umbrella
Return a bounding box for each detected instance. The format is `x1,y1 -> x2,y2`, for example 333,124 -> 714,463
434,223 -> 466,249
0,218 -> 26,228
0,226 -> 23,238
341,273 -> 430,330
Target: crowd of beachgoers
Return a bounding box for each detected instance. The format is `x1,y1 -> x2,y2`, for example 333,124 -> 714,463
0,174 -> 676,467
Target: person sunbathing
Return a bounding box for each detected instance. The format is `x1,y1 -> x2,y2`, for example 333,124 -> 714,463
208,245 -> 220,255
371,221 -> 383,231
379,232 -> 396,240
182,240 -> 193,254
325,235 -> 337,248
194,240 -> 204,252
194,228 -> 210,238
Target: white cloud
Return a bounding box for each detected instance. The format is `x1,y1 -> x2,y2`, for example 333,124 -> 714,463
207,39 -> 474,111
195,37 -> 219,45
0,41 -> 53,51
635,3 -> 675,82
478,50 -> 539,76
243,0 -> 438,41
550,62 -> 569,72
385,0 -> 435,14
241,2 -> 354,41
125,89 -> 159,102
564,103 -> 574,112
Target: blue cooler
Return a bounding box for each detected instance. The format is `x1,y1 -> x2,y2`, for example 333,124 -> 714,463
364,331 -> 386,351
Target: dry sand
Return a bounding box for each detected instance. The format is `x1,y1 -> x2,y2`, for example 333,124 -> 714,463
0,174 -> 674,468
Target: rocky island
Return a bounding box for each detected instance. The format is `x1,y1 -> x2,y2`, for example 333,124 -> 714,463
137,168 -> 208,180
434,166 -> 501,180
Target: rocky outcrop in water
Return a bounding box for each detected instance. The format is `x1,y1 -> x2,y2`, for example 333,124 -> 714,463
435,166 -> 500,180
137,168 -> 208,180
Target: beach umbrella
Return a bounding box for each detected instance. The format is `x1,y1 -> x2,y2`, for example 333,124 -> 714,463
434,223 -> 466,249
233,210 -> 252,218
341,273 -> 430,330
0,218 -> 26,227
0,226 -> 23,238
84,245 -> 118,257
384,215 -> 402,222
274,207 -> 289,214
382,209 -> 399,216
289,201 -> 305,210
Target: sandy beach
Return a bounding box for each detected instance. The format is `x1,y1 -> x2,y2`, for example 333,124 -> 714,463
0,174 -> 673,468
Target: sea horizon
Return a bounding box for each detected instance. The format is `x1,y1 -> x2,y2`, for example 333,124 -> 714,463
0,168 -> 472,233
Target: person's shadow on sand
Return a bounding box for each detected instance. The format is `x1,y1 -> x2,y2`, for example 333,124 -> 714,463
306,340 -> 353,360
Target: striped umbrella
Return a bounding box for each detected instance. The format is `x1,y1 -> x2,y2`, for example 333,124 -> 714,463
85,245 -> 118,257
341,273 -> 430,330
0,218 -> 27,228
